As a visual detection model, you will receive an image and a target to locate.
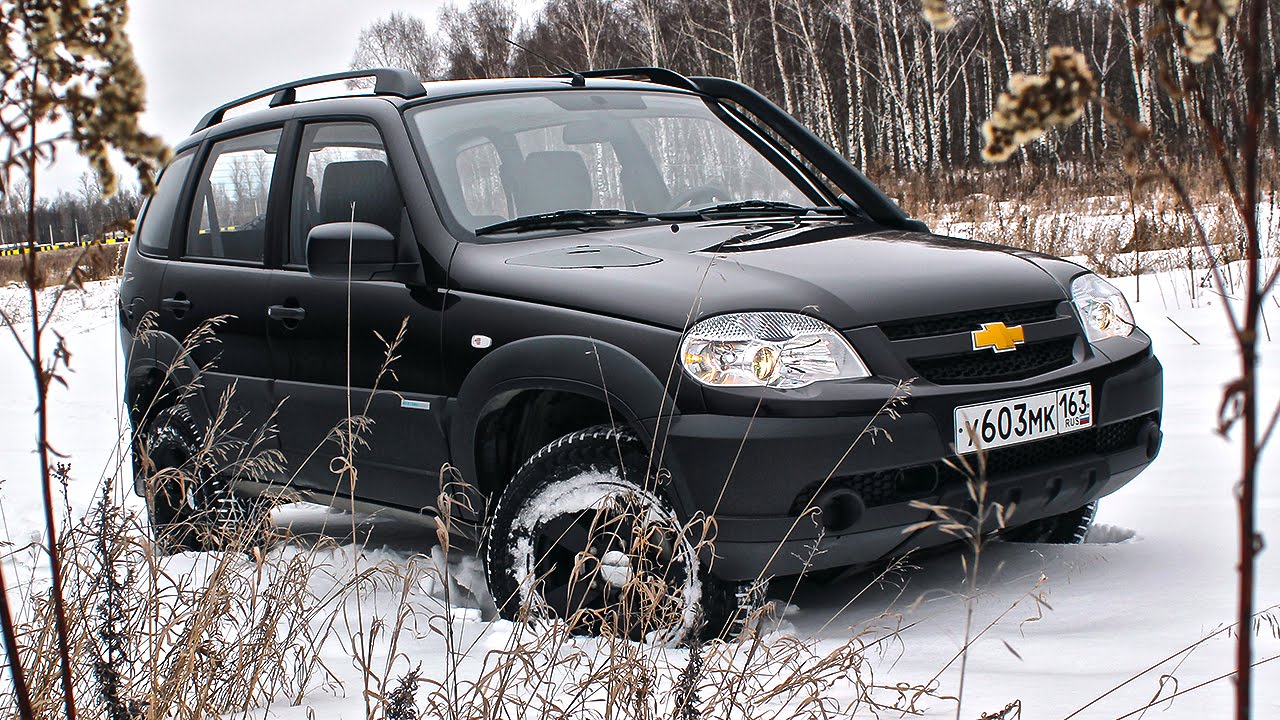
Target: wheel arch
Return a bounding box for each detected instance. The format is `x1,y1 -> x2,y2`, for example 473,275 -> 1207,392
450,335 -> 680,509
123,328 -> 216,492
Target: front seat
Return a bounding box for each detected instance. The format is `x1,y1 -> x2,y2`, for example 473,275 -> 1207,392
513,151 -> 593,215
318,160 -> 403,234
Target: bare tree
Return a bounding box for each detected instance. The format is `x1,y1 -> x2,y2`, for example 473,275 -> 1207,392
350,11 -> 443,80
681,0 -> 754,83
440,0 -> 519,79
350,0 -> 1277,174
627,0 -> 671,66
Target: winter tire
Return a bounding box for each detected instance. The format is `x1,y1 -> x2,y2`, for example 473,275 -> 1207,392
485,424 -> 740,643
1002,501 -> 1097,544
135,405 -> 268,553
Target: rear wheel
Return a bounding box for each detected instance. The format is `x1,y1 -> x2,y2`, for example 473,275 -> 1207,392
1002,501 -> 1097,544
485,425 -> 743,643
135,405 -> 267,553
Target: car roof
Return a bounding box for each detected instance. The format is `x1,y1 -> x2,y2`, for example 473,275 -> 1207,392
175,74 -> 700,152
411,76 -> 693,102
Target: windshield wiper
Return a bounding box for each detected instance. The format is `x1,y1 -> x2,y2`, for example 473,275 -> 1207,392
475,202 -> 861,235
684,200 -> 843,218
475,209 -> 655,235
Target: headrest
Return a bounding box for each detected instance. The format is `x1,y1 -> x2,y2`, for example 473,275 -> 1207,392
319,160 -> 402,233
514,151 -> 593,215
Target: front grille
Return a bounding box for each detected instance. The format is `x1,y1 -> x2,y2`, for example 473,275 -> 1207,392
880,302 -> 1061,341
1096,415 -> 1151,453
911,337 -> 1077,385
787,414 -> 1157,516
876,301 -> 1080,385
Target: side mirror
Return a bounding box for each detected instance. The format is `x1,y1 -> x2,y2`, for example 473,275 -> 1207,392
306,222 -> 398,281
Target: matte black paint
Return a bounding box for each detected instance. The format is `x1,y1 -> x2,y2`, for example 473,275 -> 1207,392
121,70 -> 1163,582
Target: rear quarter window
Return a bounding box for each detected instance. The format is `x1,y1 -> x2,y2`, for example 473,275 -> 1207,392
135,151 -> 195,256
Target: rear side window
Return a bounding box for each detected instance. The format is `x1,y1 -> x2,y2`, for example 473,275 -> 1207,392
289,122 -> 405,266
186,129 -> 282,263
135,151 -> 195,256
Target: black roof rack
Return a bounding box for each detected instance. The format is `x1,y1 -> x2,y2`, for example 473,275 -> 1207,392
192,68 -> 427,133
551,67 -> 701,93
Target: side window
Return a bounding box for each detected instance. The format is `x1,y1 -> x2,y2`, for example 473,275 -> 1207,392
290,122 -> 405,267
136,151 -> 195,256
185,129 -> 282,263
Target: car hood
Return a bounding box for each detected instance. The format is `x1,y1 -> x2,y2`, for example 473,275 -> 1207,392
447,218 -> 1074,331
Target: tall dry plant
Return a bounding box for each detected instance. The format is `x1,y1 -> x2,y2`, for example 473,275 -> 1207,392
926,0 -> 1274,716
0,320 -> 946,720
0,2 -> 167,719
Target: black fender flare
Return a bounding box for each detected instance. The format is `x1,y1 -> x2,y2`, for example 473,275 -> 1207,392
121,326 -> 216,445
449,335 -> 683,501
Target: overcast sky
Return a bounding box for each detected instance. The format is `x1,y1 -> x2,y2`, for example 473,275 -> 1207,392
39,0 -> 545,198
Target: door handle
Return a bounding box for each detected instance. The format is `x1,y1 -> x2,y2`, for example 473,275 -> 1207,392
161,295 -> 191,316
267,304 -> 307,323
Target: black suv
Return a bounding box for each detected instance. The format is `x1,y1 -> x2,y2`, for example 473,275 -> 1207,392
121,68 -> 1162,639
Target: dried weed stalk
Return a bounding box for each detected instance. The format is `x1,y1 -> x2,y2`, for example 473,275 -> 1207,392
1172,0 -> 1241,63
2,4 -> 167,717
919,0 -> 956,32
941,0 -> 1274,714
981,47 -> 1097,163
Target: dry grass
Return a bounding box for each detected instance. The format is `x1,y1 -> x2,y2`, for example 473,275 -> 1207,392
879,156 -> 1279,273
0,440 -> 938,720
0,245 -> 126,288
0,305 -> 943,719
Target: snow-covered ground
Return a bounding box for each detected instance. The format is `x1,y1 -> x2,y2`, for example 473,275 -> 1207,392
922,193 -> 1280,270
1,267 -> 1277,718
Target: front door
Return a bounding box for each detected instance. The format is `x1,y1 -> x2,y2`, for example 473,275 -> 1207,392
267,121 -> 448,513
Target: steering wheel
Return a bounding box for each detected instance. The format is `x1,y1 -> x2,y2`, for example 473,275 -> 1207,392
666,185 -> 730,211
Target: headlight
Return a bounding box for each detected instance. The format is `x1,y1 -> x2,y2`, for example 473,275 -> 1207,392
1071,274 -> 1135,342
681,312 -> 870,388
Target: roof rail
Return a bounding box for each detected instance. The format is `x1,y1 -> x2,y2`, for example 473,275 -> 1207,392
192,68 -> 427,133
552,67 -> 701,93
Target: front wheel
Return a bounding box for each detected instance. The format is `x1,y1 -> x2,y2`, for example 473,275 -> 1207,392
1002,501 -> 1097,544
484,425 -> 740,643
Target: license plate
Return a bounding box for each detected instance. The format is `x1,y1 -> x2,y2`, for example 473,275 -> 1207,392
954,384 -> 1093,454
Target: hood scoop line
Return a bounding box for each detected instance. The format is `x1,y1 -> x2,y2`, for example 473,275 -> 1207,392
507,245 -> 661,269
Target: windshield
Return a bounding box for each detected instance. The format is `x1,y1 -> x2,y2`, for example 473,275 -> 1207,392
406,91 -> 819,235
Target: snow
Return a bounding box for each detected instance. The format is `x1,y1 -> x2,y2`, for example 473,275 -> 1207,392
1,270 -> 1277,718
923,192 -> 1280,264
509,468 -> 705,642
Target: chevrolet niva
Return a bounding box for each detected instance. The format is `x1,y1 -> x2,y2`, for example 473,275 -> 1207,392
121,68 -> 1162,640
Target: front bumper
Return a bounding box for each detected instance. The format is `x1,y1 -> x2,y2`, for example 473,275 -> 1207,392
649,352 -> 1163,581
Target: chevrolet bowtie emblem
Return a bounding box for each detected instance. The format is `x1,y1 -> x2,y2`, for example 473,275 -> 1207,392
972,322 -> 1026,353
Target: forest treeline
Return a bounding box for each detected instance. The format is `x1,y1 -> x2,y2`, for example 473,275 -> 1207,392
351,0 -> 1279,176
0,175 -> 139,250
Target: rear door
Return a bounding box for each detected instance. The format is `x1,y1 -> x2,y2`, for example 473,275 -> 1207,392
158,128 -> 284,456
120,148 -> 196,349
267,120 -> 448,511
